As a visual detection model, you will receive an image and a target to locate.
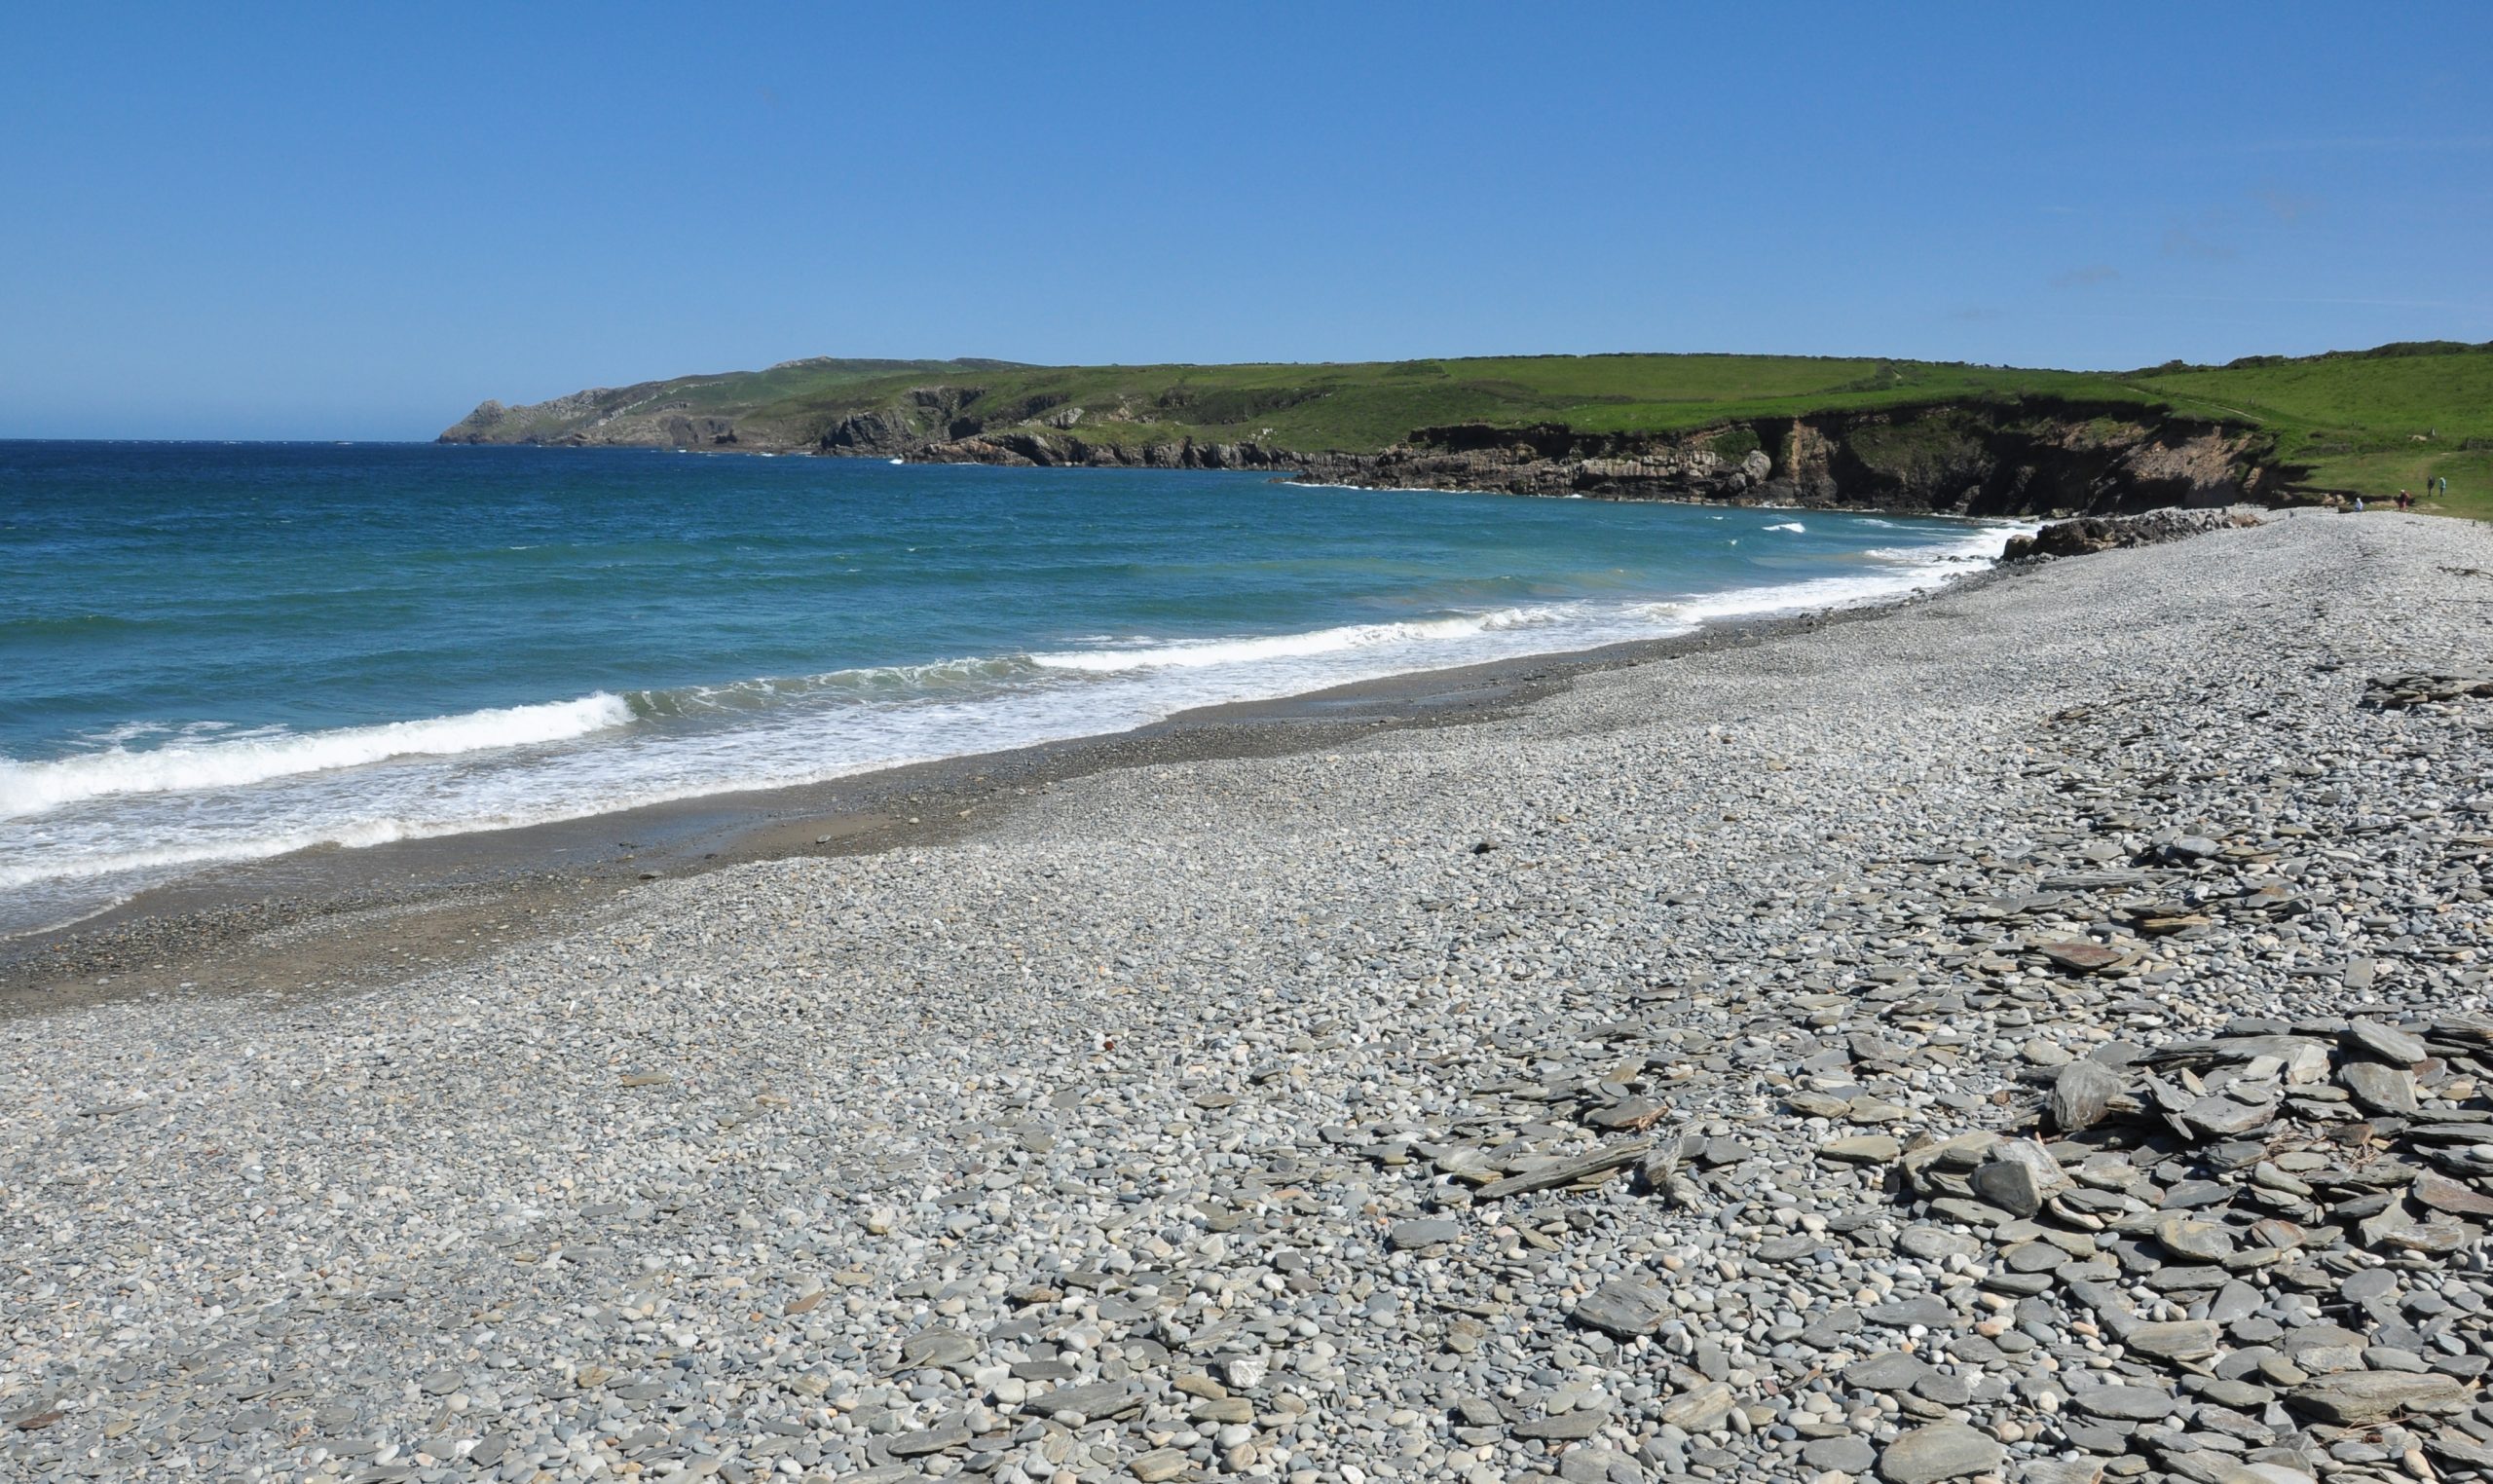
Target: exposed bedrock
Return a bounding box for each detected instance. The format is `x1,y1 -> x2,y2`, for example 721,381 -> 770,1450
1289,400 -> 2279,518
448,383 -> 2286,518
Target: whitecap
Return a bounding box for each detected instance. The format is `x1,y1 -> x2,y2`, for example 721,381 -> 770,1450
0,693 -> 634,819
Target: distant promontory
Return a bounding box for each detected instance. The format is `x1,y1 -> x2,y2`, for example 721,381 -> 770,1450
442,345 -> 2493,518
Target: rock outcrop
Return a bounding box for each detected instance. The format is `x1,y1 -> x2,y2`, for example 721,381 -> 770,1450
2002,507 -> 2266,560
439,390 -> 750,449
446,381 -> 2290,521
1292,400 -> 2277,518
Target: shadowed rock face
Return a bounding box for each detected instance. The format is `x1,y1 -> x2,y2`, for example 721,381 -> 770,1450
1289,401 -> 2275,517
831,392 -> 2278,518
447,382 -> 2283,519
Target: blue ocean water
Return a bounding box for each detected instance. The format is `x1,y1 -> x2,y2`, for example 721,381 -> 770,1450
0,442 -> 2017,933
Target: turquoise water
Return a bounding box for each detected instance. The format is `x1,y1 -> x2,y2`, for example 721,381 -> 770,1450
0,442 -> 2015,933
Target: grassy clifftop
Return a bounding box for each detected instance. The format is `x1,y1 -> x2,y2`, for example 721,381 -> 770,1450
444,343 -> 2493,514
2128,344 -> 2493,516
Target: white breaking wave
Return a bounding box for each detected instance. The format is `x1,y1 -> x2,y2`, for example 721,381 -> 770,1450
0,693 -> 633,819
1864,521 -> 2034,568
1764,522 -> 1806,533
1030,608 -> 1558,672
1,519 -> 2026,930
1646,523 -> 2026,624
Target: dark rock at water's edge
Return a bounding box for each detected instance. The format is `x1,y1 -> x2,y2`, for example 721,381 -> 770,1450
2002,507 -> 2266,560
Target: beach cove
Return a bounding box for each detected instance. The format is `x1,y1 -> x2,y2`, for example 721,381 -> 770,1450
5,511 -> 2491,1482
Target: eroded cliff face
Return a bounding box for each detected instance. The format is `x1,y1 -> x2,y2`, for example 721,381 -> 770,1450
1293,401 -> 2275,517
833,390 -> 2269,516
818,386 -> 1296,471
445,384 -> 2279,517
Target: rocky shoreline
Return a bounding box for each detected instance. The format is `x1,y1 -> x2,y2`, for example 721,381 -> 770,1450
6,511 -> 2490,1484
1279,405 -> 2268,517
834,397 -> 2280,518
449,390 -> 2286,519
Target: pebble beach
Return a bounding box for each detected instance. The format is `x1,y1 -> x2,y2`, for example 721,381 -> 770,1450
6,509 -> 2493,1484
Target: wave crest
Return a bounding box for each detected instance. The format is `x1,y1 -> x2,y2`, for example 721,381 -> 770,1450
1028,608 -> 1557,672
0,693 -> 633,818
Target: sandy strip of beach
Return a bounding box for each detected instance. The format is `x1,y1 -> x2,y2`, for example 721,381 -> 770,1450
5,510 -> 2491,1484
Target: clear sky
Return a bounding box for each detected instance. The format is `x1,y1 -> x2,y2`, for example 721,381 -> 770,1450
4,2 -> 2487,438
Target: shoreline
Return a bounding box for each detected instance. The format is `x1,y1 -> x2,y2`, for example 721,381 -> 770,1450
0,567 -> 2009,1019
8,511 -> 2491,1483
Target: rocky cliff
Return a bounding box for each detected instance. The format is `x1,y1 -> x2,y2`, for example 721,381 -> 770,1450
825,388 -> 2269,515
815,385 -> 1299,471
1289,400 -> 2277,517
812,389 -> 2272,516
446,381 -> 2284,518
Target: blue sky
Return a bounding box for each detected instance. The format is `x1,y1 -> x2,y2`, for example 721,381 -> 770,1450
3,3 -> 2487,438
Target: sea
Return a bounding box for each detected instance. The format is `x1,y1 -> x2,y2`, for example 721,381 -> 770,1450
0,441 -> 2023,937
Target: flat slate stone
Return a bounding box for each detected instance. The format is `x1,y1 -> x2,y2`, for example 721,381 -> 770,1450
2288,1371 -> 2467,1426
2155,1213 -> 2235,1262
2344,1020 -> 2428,1064
899,1329 -> 978,1367
1656,1382 -> 1735,1431
2126,1319 -> 2220,1361
1019,1381 -> 1140,1419
1865,1296 -> 1954,1329
2038,941 -> 2124,974
1877,1421 -> 2004,1483
1558,1450 -> 1630,1484
888,1422 -> 971,1457
1757,1234 -> 1823,1263
1473,1138 -> 1653,1201
1584,1095 -> 1668,1131
2360,1208 -> 2471,1254
1804,1436 -> 1878,1472
2341,1060 -> 2419,1114
1389,1218 -> 1463,1250
1573,1278 -> 1671,1339
1511,1409 -> 1609,1441
1896,1227 -> 1979,1262
2182,1094 -> 2275,1137
2414,1170 -> 2493,1216
1844,1352 -> 1935,1391
2068,1385 -> 2177,1421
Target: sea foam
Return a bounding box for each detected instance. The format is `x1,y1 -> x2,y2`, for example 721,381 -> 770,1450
0,693 -> 633,818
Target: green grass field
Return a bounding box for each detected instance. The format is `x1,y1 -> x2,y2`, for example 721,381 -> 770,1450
470,343 -> 2493,515
2126,345 -> 2493,519
729,354 -> 2158,453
